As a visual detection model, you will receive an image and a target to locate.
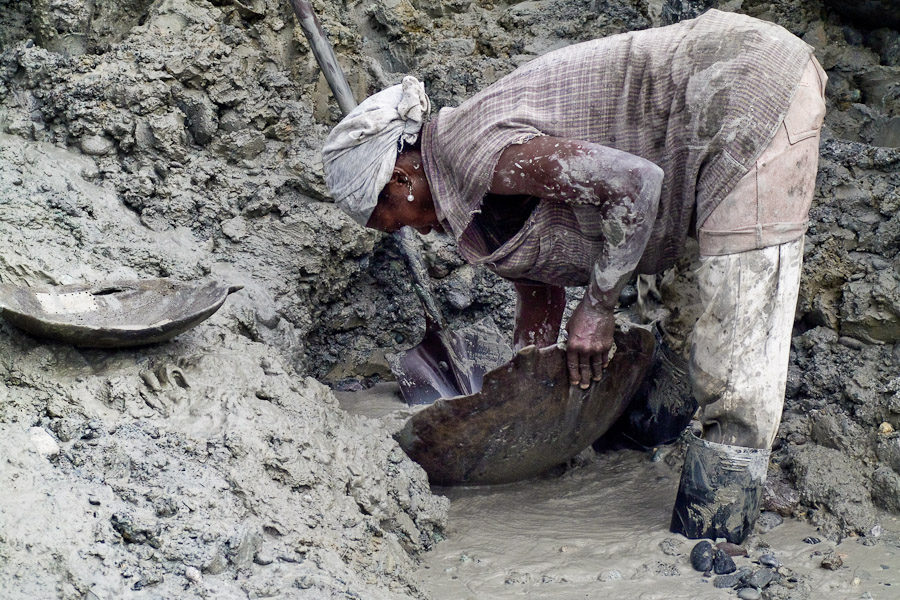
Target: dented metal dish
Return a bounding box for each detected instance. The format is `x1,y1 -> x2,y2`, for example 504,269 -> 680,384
0,278 -> 242,347
394,326 -> 656,485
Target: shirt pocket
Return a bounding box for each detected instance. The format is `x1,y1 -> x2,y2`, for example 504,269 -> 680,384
783,63 -> 826,145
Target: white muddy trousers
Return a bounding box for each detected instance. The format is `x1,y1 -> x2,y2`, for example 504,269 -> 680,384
689,238 -> 804,450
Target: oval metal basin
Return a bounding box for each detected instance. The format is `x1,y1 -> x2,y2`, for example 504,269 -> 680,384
0,278 -> 242,348
394,326 -> 656,485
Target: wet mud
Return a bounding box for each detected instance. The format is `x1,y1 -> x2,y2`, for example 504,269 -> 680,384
1,0 -> 899,598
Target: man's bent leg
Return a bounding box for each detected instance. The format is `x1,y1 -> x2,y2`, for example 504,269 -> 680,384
671,239 -> 803,543
690,239 -> 804,449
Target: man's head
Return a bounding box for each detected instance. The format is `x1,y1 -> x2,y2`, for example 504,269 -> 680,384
364,146 -> 440,235
321,76 -> 430,227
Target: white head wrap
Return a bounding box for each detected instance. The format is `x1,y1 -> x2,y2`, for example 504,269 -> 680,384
322,76 -> 431,226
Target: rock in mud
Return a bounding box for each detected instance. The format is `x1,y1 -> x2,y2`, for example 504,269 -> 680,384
747,567 -> 776,589
737,587 -> 762,600
28,426 -> 60,458
759,553 -> 782,568
761,476 -> 800,517
713,548 -> 737,575
659,537 -> 684,556
79,134 -> 115,156
756,511 -> 784,533
690,540 -> 714,571
716,541 -> 748,557
713,572 -> 741,588
821,552 -> 844,570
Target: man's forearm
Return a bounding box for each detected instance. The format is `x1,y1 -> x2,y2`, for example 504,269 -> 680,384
513,283 -> 566,350
585,169 -> 662,309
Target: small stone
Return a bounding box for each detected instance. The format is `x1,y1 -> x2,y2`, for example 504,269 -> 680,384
803,536 -> 821,544
690,541 -> 714,572
713,573 -> 741,588
716,541 -> 748,557
821,553 -> 843,571
786,432 -> 807,445
221,217 -> 248,241
756,511 -> 784,533
659,537 -> 682,556
253,550 -> 274,566
713,548 -> 736,574
80,135 -> 115,156
762,477 -> 800,516
597,569 -> 622,581
747,567 -> 776,589
839,336 -> 865,350
759,553 -> 781,568
737,587 -> 762,600
184,566 -> 201,583
29,427 -> 60,458
879,422 -> 894,435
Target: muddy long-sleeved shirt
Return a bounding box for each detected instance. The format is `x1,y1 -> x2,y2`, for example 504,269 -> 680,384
420,9 -> 815,287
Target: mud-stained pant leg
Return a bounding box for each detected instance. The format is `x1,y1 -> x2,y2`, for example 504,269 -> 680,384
689,238 -> 804,449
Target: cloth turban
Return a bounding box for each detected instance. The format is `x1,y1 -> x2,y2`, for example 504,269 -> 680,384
321,76 -> 431,226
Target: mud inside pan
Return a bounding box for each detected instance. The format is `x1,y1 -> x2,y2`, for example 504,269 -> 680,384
0,278 -> 242,348
394,326 -> 656,486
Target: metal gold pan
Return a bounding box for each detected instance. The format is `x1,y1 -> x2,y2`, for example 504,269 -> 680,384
394,326 -> 656,485
0,278 -> 242,348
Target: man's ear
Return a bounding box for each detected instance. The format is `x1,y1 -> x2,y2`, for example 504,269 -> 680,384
391,165 -> 411,185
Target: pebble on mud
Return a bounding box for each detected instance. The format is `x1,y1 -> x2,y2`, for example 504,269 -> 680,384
659,537 -> 683,556
713,548 -> 737,574
716,541 -> 748,557
756,511 -> 784,533
713,572 -> 741,588
803,536 -> 821,544
184,566 -> 201,583
821,552 -> 844,570
737,587 -> 762,600
29,427 -> 60,458
879,422 -> 894,435
597,569 -> 623,581
747,567 -> 776,589
690,540 -> 714,572
759,553 -> 781,568
79,135 -> 115,156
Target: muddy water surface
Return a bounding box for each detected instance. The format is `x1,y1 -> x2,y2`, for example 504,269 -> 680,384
338,384 -> 900,600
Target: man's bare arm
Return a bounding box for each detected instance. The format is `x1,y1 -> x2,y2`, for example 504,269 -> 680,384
490,136 -> 664,386
513,282 -> 566,351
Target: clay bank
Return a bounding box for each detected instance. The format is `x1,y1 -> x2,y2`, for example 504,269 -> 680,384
1,1 -> 899,599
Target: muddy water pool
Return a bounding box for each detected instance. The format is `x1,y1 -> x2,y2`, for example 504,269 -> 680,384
337,384 -> 900,600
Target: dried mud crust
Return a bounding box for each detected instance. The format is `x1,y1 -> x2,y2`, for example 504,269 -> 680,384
0,133 -> 446,599
0,1 -> 898,597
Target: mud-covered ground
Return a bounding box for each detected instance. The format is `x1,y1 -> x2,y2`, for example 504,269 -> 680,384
0,0 -> 898,598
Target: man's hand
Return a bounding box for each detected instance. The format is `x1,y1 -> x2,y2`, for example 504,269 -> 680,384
565,299 -> 616,388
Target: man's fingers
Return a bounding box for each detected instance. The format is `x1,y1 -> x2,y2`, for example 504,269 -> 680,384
604,342 -> 617,367
566,349 -> 580,386
590,356 -> 604,381
578,355 -> 592,389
